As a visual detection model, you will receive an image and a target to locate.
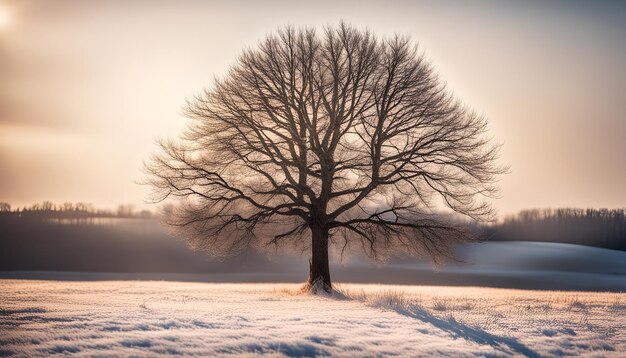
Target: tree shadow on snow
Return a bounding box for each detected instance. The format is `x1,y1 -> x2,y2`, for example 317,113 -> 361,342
391,305 -> 541,358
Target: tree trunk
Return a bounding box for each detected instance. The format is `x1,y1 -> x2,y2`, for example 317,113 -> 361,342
307,223 -> 332,292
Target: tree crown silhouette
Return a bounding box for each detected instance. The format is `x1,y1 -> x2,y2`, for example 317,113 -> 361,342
146,23 -> 505,291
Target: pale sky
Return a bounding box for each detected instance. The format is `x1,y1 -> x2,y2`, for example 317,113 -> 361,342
0,0 -> 624,216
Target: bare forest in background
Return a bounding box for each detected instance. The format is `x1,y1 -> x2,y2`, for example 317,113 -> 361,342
485,208 -> 626,251
0,201 -> 154,220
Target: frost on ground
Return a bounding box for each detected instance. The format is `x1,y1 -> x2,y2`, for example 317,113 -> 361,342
0,280 -> 624,357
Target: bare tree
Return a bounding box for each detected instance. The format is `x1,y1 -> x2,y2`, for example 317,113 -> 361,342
145,23 -> 505,292
117,204 -> 135,218
0,202 -> 10,212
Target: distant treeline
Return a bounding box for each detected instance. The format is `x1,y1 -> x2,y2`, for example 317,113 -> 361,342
0,201 -> 154,219
485,208 -> 626,251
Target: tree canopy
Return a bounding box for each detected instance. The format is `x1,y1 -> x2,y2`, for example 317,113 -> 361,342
146,23 -> 505,290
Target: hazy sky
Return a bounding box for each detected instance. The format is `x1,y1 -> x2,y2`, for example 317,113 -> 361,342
0,0 -> 624,216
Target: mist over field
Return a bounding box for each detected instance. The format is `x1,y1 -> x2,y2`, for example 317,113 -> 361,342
2,214 -> 625,292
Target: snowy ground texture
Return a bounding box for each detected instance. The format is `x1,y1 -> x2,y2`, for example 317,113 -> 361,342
1,280 -> 625,357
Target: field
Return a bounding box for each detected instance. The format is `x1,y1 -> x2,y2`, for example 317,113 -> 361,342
1,280 -> 624,357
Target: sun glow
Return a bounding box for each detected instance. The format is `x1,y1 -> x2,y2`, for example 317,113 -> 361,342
0,7 -> 9,27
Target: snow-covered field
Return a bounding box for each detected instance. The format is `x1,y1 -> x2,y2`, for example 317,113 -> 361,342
1,280 -> 624,357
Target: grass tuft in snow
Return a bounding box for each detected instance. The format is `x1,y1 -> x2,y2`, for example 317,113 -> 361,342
272,281 -> 352,300
607,296 -> 625,312
565,297 -> 589,313
333,286 -> 415,311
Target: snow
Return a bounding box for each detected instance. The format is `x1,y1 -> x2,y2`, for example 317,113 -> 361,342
337,241 -> 626,291
448,241 -> 626,275
1,280 -> 624,357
